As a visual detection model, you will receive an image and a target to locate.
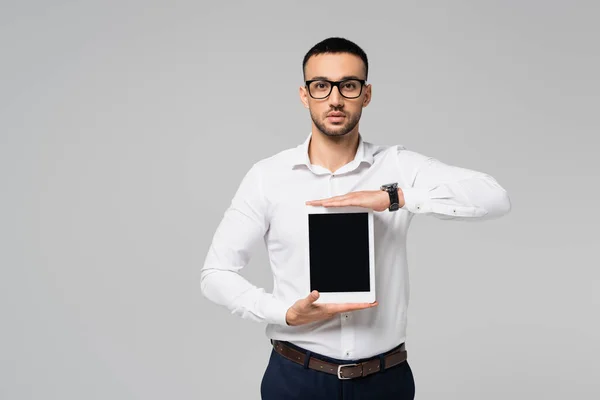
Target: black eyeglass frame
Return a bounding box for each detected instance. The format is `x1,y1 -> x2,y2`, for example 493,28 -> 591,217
304,79 -> 367,99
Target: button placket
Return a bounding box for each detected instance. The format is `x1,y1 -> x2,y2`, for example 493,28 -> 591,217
330,172 -> 355,359
340,311 -> 355,358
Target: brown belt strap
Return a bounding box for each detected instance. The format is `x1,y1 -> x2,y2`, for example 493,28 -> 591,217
271,340 -> 407,380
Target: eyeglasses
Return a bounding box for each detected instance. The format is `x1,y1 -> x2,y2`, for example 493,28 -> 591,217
305,79 -> 366,99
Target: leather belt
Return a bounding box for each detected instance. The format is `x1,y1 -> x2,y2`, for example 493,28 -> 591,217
271,340 -> 407,380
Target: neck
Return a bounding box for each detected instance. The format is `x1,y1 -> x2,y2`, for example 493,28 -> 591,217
308,127 -> 360,173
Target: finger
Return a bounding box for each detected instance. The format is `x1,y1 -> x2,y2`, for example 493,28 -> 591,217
324,301 -> 378,314
324,194 -> 347,200
327,194 -> 351,202
304,290 -> 320,305
343,301 -> 378,310
320,199 -> 354,207
307,194 -> 349,205
306,198 -> 335,205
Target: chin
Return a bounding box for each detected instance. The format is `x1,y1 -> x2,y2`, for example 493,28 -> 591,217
326,129 -> 351,137
325,121 -> 348,129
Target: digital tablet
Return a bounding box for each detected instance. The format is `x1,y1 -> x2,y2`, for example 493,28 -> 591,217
305,205 -> 376,304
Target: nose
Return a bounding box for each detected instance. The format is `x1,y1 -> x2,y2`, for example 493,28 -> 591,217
328,85 -> 344,107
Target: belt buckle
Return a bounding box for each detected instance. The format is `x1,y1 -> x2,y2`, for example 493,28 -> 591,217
337,363 -> 359,380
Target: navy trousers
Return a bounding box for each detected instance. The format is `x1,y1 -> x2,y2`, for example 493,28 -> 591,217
260,340 -> 416,399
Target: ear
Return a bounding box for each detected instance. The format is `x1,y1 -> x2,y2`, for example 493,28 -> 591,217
362,84 -> 372,107
299,86 -> 309,108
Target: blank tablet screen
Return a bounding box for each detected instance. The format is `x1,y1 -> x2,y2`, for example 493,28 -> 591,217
308,212 -> 370,292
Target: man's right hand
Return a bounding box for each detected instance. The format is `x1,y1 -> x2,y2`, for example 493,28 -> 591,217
285,290 -> 378,326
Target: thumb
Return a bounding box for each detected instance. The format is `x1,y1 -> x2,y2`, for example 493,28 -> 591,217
305,290 -> 320,304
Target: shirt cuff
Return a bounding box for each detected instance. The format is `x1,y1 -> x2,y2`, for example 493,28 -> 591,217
400,186 -> 488,217
399,186 -> 431,214
260,295 -> 291,326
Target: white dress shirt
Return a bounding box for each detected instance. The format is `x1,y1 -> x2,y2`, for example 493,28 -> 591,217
200,131 -> 511,360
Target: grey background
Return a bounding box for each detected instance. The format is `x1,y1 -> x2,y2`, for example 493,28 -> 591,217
1,1 -> 598,399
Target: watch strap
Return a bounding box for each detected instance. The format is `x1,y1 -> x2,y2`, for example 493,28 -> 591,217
381,182 -> 400,211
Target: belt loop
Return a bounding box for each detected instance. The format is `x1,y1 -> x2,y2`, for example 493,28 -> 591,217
379,354 -> 386,373
303,351 -> 312,369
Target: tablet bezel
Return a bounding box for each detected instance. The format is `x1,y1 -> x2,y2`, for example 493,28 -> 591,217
305,204 -> 376,304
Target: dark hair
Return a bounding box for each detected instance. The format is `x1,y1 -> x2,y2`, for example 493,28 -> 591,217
302,37 -> 369,81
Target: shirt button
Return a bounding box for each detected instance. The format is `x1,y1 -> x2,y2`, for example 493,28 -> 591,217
345,350 -> 351,356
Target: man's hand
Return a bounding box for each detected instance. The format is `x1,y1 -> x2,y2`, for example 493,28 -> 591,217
285,290 -> 378,326
305,189 -> 404,212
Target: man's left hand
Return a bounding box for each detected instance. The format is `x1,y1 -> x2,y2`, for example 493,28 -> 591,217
306,190 -> 395,212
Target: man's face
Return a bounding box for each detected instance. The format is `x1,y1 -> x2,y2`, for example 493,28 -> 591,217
300,53 -> 372,138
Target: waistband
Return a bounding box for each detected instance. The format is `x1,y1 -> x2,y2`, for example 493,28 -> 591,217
270,339 -> 406,364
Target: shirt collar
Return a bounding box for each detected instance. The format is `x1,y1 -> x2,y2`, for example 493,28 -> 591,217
290,131 -> 374,170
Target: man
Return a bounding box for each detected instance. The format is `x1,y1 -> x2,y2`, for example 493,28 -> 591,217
200,37 -> 511,399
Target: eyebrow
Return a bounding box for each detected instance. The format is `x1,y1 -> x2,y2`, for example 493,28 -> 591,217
307,75 -> 365,81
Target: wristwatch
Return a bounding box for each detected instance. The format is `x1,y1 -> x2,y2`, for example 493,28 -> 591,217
380,182 -> 400,212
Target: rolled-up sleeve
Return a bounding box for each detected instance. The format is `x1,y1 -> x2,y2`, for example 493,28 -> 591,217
200,163 -> 290,325
396,147 -> 511,221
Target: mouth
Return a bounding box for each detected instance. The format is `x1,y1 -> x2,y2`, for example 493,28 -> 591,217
327,114 -> 346,123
